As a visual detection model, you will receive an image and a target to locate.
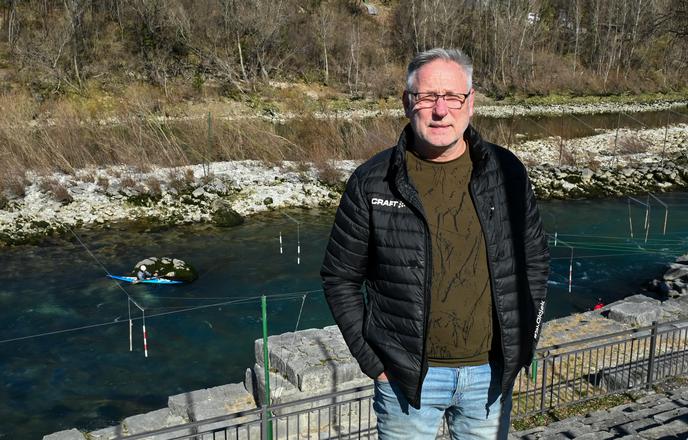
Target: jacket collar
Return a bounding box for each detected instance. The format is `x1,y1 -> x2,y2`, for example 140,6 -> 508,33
390,123 -> 490,181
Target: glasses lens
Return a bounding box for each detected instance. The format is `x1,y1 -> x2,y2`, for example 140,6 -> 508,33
444,95 -> 465,109
412,93 -> 466,109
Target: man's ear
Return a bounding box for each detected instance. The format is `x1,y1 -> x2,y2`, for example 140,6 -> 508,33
467,88 -> 475,118
402,90 -> 412,118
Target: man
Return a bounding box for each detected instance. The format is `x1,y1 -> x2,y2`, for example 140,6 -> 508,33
133,265 -> 154,284
321,48 -> 550,439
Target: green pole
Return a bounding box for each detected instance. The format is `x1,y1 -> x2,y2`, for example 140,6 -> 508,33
531,358 -> 538,383
261,295 -> 273,440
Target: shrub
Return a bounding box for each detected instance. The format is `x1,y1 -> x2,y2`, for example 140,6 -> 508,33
617,135 -> 651,154
39,178 -> 74,204
97,176 -> 110,191
316,161 -> 343,188
145,176 -> 162,196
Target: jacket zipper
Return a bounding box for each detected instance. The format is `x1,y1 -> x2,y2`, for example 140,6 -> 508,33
415,216 -> 432,406
392,175 -> 432,407
469,176 -> 509,402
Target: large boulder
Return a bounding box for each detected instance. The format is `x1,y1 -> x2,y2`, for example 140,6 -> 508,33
133,257 -> 198,283
663,263 -> 688,281
211,199 -> 244,227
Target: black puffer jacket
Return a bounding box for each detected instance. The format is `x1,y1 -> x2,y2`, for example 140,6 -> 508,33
321,124 -> 550,409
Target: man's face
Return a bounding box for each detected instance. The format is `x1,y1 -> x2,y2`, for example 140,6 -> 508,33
403,60 -> 474,158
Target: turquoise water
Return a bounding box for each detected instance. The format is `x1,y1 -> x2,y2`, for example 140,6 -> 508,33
2,194 -> 688,438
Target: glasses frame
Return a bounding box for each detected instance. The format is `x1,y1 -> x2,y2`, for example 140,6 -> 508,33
407,90 -> 472,109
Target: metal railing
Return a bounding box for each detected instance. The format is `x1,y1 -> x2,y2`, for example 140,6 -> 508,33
512,318 -> 688,418
118,318 -> 688,439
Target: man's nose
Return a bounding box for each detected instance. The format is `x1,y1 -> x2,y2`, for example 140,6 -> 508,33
433,97 -> 449,117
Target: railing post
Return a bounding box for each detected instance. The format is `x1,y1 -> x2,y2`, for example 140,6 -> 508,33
262,405 -> 268,440
646,321 -> 658,390
540,352 -> 549,414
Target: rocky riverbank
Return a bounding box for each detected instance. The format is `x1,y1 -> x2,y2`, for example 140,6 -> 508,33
1,121 -> 687,245
307,98 -> 687,122
647,253 -> 688,298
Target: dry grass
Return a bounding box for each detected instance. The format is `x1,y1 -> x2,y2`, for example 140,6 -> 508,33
0,91 -> 404,183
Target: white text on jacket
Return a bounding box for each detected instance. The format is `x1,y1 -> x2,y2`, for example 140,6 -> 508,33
371,198 -> 406,208
533,300 -> 546,340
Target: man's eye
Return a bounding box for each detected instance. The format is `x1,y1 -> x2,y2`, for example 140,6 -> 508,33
445,95 -> 462,102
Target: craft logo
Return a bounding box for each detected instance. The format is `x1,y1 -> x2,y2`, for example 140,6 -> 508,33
371,198 -> 405,209
533,300 -> 546,339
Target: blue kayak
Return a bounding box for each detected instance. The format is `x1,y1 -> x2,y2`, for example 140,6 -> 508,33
107,275 -> 184,285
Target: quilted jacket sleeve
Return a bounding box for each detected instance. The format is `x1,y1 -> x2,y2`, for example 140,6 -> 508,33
320,172 -> 385,379
523,175 -> 550,354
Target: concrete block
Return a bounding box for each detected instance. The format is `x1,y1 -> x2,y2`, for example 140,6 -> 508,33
247,363 -> 374,438
87,425 -> 122,440
42,429 -> 86,440
636,418 -> 688,438
652,405 -> 688,424
617,417 -> 660,434
254,327 -> 368,394
168,383 -> 254,420
607,302 -> 664,327
169,383 -> 258,439
122,408 -> 191,440
569,432 -> 615,440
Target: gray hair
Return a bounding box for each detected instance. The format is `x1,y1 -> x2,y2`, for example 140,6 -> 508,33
406,48 -> 473,91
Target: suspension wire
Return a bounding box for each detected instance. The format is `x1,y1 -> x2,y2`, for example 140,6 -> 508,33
155,288 -> 324,301
0,290 -> 323,345
621,111 -> 650,129
568,113 -> 600,132
666,109 -> 688,120
648,193 -> 669,235
67,226 -> 144,312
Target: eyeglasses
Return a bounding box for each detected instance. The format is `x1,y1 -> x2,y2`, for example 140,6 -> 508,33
408,91 -> 472,109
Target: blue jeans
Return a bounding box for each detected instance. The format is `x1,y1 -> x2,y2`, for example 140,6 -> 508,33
373,363 -> 512,439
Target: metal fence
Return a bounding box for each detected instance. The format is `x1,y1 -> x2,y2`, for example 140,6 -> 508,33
119,319 -> 688,439
512,318 -> 688,418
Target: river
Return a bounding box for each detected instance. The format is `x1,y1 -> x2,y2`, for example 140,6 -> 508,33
2,193 -> 688,439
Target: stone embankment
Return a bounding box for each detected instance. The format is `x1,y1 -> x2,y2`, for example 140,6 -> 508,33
45,260 -> 688,439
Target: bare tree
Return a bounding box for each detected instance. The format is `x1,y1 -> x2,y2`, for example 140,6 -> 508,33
63,0 -> 89,87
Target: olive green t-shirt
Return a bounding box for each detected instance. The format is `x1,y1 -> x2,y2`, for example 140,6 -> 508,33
406,147 -> 493,366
